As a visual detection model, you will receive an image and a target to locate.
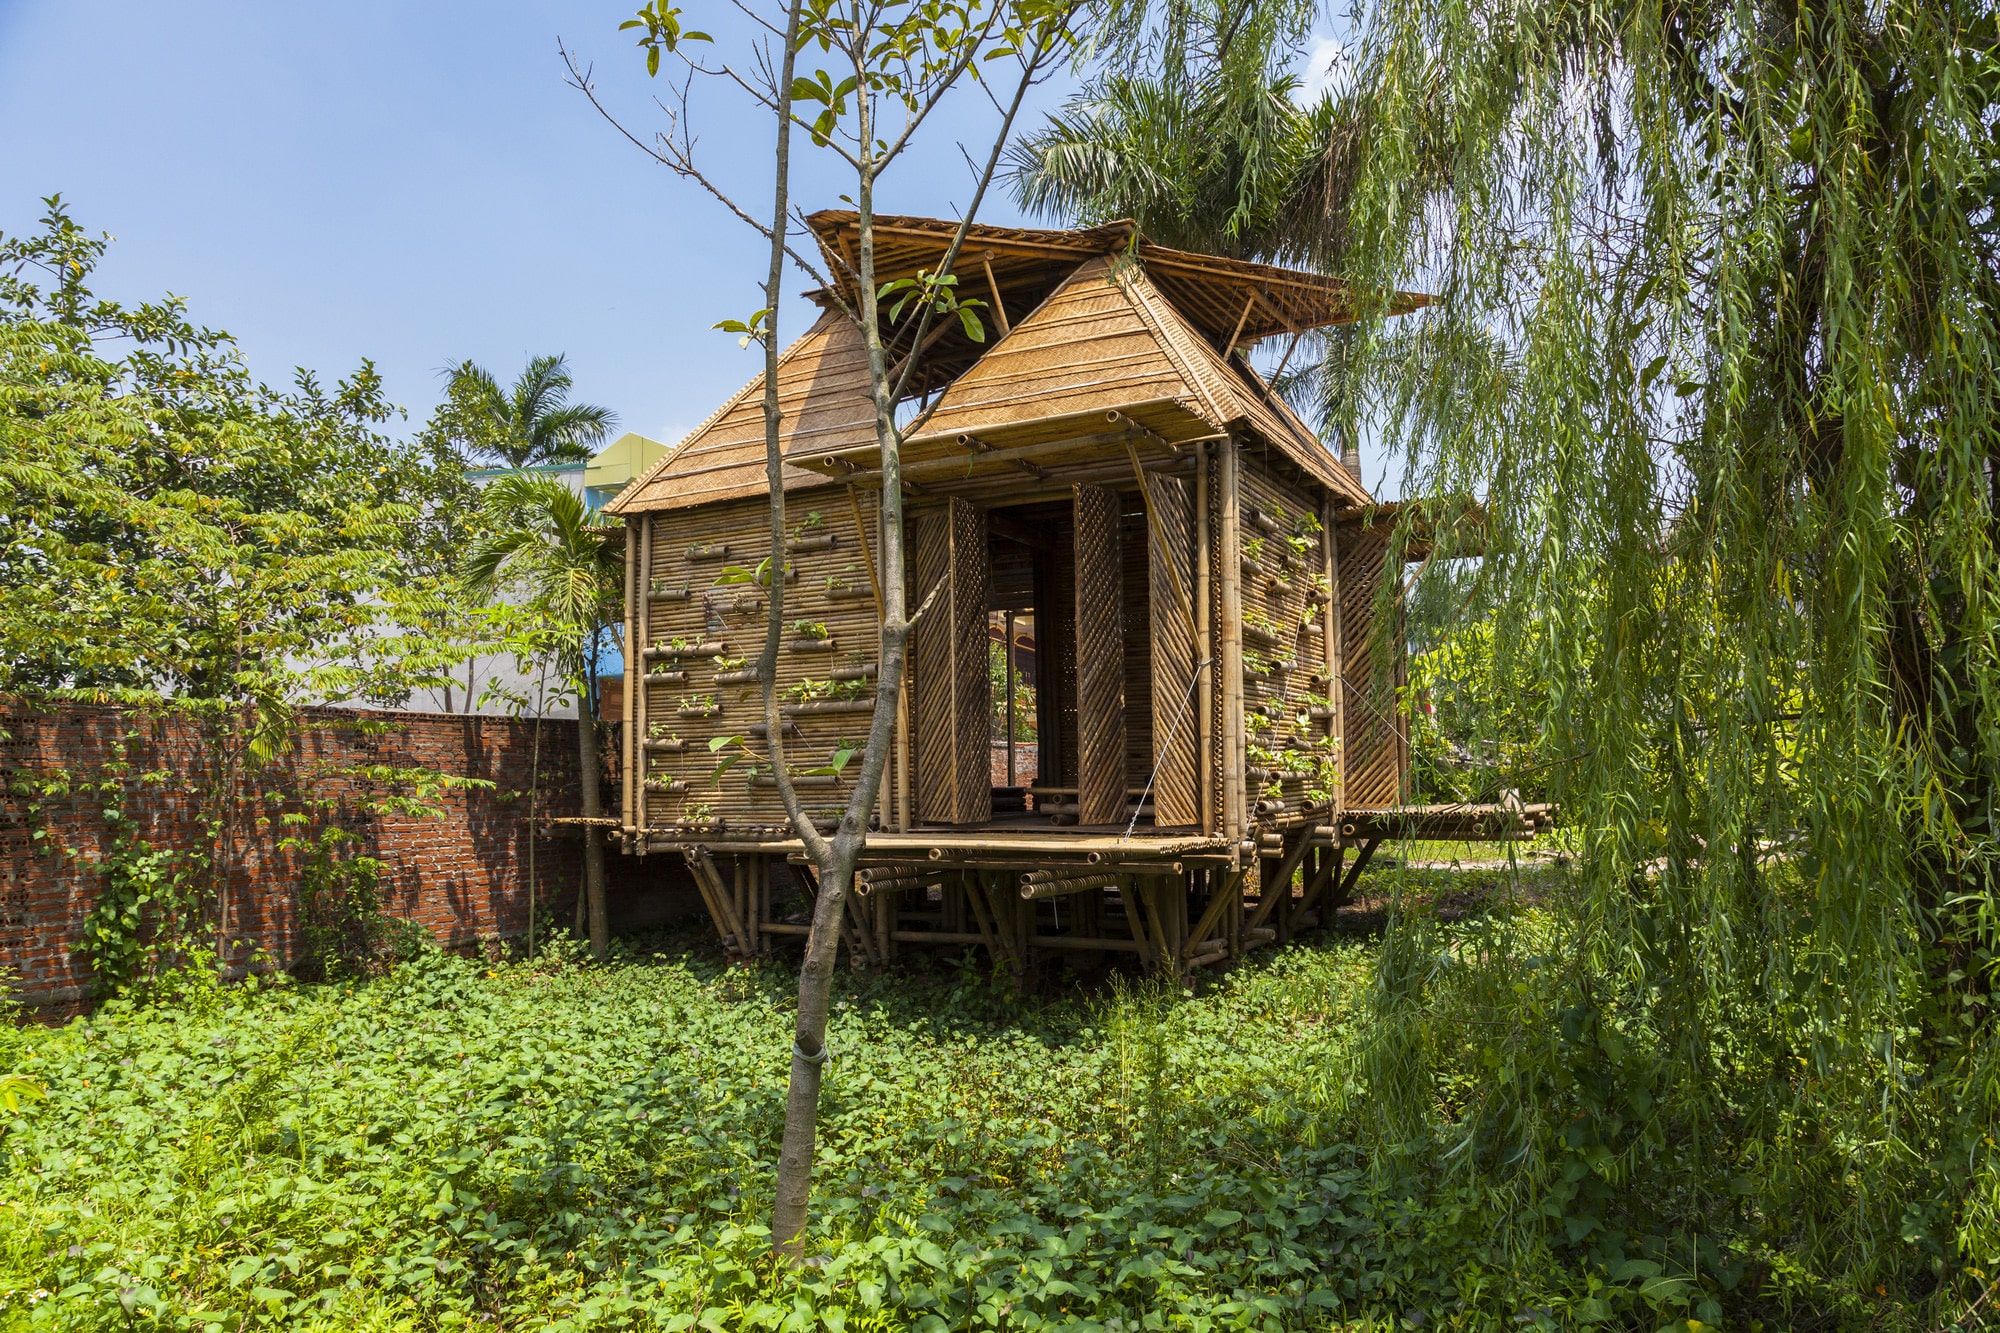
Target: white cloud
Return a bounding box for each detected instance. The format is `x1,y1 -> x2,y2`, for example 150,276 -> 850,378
1295,33 -> 1349,104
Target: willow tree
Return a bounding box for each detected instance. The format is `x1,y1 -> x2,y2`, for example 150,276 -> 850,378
568,0 -> 1080,1254
1021,0 -> 2000,1313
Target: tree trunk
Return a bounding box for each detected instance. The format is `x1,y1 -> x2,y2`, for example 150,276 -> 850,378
577,701 -> 609,958
770,855 -> 850,1250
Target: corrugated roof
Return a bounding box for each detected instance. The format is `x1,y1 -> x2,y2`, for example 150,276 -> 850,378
607,312 -> 876,514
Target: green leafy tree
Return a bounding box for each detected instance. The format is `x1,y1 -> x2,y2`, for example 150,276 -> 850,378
462,472 -> 622,959
0,196 -> 478,983
435,354 -> 617,468
1019,0 -> 2000,1311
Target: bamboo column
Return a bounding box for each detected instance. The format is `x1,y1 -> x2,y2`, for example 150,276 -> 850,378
1195,444 -> 1213,833
635,515 -> 653,841
877,870 -> 894,959
1218,435 -> 1247,841
1321,498 -> 1344,820
621,520 -> 638,839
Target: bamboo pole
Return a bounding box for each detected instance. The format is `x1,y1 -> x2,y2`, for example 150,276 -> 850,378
1218,434 -> 1247,840
1322,497 -> 1343,819
1186,867 -> 1243,950
877,866 -> 895,959
981,251 -> 1009,335
1019,873 -> 1122,900
636,514 -> 654,840
1004,610 -> 1017,786
684,849 -> 748,954
1246,828 -> 1316,934
1226,291 -> 1257,353
1195,443 -> 1213,833
964,872 -> 1003,960
1141,879 -> 1173,971
621,519 -> 638,838
1117,879 -> 1155,969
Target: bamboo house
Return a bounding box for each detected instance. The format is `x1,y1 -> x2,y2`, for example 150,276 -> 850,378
605,213 -> 1541,974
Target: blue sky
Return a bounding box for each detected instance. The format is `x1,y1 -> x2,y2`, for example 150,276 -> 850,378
0,2 -> 1386,484
0,1 -> 1069,443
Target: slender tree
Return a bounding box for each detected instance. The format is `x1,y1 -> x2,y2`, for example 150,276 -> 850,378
462,473 -> 622,959
568,0 -> 1080,1254
439,354 -> 618,468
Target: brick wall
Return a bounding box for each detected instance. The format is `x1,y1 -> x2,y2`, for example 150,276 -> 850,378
0,702 -> 698,1016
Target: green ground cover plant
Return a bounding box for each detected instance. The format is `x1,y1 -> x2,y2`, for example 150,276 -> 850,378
0,863 -> 1935,1331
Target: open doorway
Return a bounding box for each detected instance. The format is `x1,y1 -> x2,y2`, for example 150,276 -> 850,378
988,609 -> 1038,812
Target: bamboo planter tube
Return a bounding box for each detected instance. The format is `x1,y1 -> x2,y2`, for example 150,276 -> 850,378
853,877 -> 930,898
1019,873 -> 1122,900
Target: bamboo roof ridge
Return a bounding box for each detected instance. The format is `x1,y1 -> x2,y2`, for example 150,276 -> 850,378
804,211 -> 1428,348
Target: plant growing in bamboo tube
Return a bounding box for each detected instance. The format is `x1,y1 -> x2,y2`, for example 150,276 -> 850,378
565,0 -> 1081,1256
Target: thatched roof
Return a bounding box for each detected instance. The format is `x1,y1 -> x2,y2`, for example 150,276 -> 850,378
606,312 -> 873,514
612,214 -> 1424,514
814,254 -> 1373,508
804,211 -> 1427,391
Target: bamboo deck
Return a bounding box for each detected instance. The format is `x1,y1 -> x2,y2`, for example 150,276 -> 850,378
655,801 -> 1547,977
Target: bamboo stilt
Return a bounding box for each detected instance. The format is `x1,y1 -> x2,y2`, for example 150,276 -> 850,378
1117,879 -> 1155,969
1246,827 -> 1315,935
684,849 -> 748,955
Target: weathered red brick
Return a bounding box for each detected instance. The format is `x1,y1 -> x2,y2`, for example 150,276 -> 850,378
1,703 -> 695,1017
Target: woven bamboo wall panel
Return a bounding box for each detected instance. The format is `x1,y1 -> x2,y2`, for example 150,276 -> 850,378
633,492 -> 891,832
1145,473 -> 1200,826
1121,506 -> 1152,788
1073,483 -> 1127,825
909,498 -> 991,824
1337,522 -> 1405,807
1237,452 -> 1338,819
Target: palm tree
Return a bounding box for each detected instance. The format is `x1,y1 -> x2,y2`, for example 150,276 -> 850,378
442,354 -> 618,468
462,472 -> 623,958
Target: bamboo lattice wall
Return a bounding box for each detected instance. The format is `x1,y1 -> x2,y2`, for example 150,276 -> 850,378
908,497 -> 992,824
632,491 -> 892,833
1335,520 -> 1406,808
1073,482 -> 1128,825
1237,450 -> 1342,817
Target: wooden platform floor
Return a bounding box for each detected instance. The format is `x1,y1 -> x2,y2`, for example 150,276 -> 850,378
641,827 -> 1232,867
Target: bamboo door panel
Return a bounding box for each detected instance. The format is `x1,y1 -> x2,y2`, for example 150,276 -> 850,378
1145,473 -> 1200,827
1336,522 -> 1404,807
1073,483 -> 1127,825
909,497 -> 991,824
